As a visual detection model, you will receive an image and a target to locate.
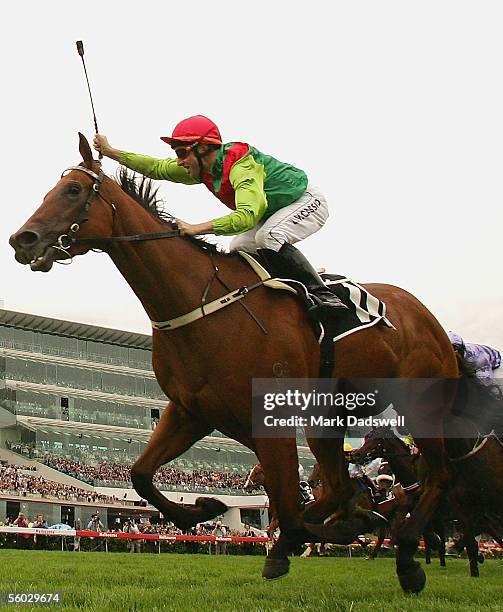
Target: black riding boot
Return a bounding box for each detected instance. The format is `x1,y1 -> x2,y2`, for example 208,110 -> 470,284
258,244 -> 348,320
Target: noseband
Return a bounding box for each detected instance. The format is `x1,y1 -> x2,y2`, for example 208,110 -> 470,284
54,165 -> 115,261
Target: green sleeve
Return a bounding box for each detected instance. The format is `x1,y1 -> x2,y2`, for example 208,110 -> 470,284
119,151 -> 200,185
212,155 -> 268,235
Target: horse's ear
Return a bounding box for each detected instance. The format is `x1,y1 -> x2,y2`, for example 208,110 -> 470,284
78,132 -> 94,169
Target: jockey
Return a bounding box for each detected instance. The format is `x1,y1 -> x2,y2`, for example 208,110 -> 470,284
93,115 -> 347,321
298,463 -> 314,502
448,331 -> 501,382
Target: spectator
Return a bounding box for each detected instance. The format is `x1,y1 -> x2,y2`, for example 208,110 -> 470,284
32,514 -> 48,549
74,519 -> 81,551
241,523 -> 255,555
123,519 -> 141,553
87,513 -> 104,532
12,512 -> 29,527
212,521 -> 227,555
32,514 -> 48,528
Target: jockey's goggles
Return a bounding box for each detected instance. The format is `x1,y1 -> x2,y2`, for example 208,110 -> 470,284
173,143 -> 198,160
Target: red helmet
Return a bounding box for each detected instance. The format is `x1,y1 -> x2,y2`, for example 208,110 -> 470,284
160,115 -> 222,146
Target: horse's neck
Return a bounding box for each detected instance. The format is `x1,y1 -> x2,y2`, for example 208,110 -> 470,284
106,187 -> 217,324
385,441 -> 417,486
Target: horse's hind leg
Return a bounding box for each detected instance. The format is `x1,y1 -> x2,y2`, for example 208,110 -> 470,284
301,437 -> 353,524
131,401 -> 226,530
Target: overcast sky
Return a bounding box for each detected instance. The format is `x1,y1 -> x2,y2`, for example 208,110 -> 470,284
2,1 -> 502,349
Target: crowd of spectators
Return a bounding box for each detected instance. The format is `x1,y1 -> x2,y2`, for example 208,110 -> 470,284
42,456 -> 253,493
0,464 -> 126,505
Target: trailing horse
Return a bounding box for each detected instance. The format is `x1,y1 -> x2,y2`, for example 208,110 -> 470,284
351,426 -> 503,576
9,134 -> 502,592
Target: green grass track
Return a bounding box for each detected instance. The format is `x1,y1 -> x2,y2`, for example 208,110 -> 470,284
0,551 -> 500,611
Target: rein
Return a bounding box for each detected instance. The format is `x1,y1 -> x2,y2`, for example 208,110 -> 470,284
449,432 -> 493,463
56,166 -> 267,334
57,166 -> 180,253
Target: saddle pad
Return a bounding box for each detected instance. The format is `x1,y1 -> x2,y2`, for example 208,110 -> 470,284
238,251 -> 394,343
320,273 -> 395,342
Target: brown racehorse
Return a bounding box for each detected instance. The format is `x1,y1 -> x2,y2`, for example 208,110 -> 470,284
351,431 -> 449,568
9,134 -> 502,592
244,463 -> 318,538
351,426 -> 503,576
245,462 -> 372,555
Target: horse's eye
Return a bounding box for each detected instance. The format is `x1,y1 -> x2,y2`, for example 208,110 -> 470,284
68,184 -> 81,196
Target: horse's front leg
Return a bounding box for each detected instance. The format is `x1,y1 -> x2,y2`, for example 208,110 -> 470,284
368,526 -> 386,560
131,401 -> 227,530
254,437 -> 307,581
395,437 -> 451,593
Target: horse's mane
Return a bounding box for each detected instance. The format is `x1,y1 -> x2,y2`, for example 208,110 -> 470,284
114,167 -> 225,255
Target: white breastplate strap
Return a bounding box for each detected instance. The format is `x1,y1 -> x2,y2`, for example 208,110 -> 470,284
152,285 -> 254,331
449,433 -> 490,462
401,482 -> 422,493
151,251 -> 295,332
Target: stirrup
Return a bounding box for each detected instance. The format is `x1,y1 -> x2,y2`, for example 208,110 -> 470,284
307,293 -> 348,321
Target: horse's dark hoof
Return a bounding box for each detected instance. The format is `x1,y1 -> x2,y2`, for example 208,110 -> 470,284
194,497 -> 228,520
398,562 -> 426,594
478,553 -> 485,564
262,557 -> 290,581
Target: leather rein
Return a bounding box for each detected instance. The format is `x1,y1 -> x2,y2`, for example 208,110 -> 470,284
54,166 -> 267,334
54,166 -> 180,257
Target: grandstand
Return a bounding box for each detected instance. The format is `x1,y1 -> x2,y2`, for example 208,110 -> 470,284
0,308 -> 316,531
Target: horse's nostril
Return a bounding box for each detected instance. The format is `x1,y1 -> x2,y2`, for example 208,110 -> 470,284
13,230 -> 41,248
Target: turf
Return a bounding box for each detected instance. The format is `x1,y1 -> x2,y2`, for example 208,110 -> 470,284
0,551 -> 500,611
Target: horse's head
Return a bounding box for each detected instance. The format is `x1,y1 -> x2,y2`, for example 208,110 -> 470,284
9,133 -> 115,272
351,427 -> 405,464
350,431 -> 388,464
244,463 -> 264,490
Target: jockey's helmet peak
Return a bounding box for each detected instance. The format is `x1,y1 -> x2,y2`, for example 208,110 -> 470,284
160,115 -> 222,147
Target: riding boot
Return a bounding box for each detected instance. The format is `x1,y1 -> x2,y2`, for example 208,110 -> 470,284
258,244 -> 348,320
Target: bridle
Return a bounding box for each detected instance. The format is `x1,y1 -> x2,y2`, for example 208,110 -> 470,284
52,165 -> 268,334
54,166 -> 111,260
54,165 -> 180,263
352,439 -> 412,464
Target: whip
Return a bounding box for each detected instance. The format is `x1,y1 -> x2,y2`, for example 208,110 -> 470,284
75,40 -> 102,159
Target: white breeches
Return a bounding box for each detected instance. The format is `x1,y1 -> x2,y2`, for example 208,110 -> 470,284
229,184 -> 329,253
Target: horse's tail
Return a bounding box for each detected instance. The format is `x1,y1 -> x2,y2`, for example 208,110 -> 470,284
453,354 -> 503,437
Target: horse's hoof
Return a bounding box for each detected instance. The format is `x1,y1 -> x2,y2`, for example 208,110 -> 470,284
397,562 -> 426,594
194,497 -> 228,519
478,553 -> 485,564
262,557 -> 290,581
